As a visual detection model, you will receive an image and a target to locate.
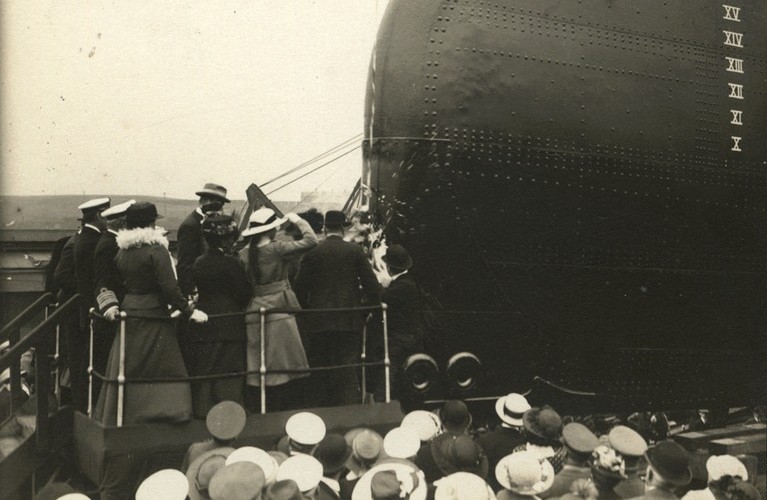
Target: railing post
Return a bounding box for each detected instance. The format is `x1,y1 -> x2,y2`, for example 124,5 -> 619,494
87,308 -> 95,418
360,323 -> 367,404
381,303 -> 391,403
35,325 -> 51,454
9,326 -> 22,408
51,304 -> 61,403
259,307 -> 267,415
116,312 -> 127,428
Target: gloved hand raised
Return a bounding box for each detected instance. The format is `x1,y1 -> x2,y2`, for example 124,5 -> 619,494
189,309 -> 208,324
285,212 -> 301,224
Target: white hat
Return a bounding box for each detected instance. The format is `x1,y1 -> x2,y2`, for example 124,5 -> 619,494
434,472 -> 496,500
383,427 -> 421,459
495,393 -> 531,427
241,207 -> 287,237
101,199 -> 136,220
226,446 -> 278,484
276,454 -> 323,492
351,460 -> 427,500
706,455 -> 748,481
56,495 -> 90,500
285,412 -> 326,446
77,197 -> 111,212
401,410 -> 442,442
495,451 -> 554,496
135,469 -> 188,500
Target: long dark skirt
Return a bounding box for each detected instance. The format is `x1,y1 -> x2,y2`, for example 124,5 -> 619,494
182,341 -> 245,419
94,315 -> 192,426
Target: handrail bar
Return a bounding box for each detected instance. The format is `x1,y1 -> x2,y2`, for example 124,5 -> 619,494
88,301 -> 390,423
0,292 -> 55,342
0,295 -> 79,373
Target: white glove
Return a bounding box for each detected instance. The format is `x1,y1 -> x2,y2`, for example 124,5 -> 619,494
190,309 -> 208,323
104,306 -> 120,322
285,212 -> 301,224
170,310 -> 182,319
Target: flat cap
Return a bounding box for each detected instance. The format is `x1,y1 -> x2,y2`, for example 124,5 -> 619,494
608,426 -> 648,458
562,423 -> 599,454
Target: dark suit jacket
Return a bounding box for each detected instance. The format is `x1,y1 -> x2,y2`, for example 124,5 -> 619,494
185,248 -> 251,342
93,231 -> 124,303
74,225 -> 102,309
46,235 -> 71,294
475,426 -> 525,492
626,488 -> 679,500
294,235 -> 381,334
176,210 -> 204,296
380,273 -> 423,347
539,465 -> 591,499
53,232 -> 78,300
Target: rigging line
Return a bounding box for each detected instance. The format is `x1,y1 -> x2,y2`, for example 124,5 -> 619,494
265,145 -> 361,196
288,160 -> 348,213
260,134 -> 363,188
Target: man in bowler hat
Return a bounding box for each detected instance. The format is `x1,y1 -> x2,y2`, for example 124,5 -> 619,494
295,210 -> 381,406
177,183 -> 230,298
368,244 -> 423,402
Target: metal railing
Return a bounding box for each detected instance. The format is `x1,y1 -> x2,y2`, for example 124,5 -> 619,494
88,303 -> 391,426
0,294 -> 79,453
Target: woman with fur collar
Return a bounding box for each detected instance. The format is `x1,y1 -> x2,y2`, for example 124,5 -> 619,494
94,202 -> 208,426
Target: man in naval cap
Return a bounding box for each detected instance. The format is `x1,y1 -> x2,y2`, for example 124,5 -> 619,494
92,199 -> 134,397
70,197 -> 111,412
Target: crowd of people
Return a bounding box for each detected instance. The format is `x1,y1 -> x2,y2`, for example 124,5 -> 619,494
34,396 -> 763,500
47,183 -> 420,422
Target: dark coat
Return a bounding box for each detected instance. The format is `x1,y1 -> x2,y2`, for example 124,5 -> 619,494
176,210 -> 204,296
93,230 -> 124,302
185,248 -> 251,342
53,233 -> 78,300
539,465 -> 592,499
614,476 -> 647,499
294,235 -> 381,333
74,225 -> 103,312
46,235 -> 71,294
375,273 -> 423,350
626,488 -> 679,500
115,232 -> 191,316
475,426 -> 526,492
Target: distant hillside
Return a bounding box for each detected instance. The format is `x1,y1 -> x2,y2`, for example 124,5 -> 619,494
0,193 -> 352,231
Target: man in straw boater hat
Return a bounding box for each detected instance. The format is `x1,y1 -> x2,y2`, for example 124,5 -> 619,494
351,457 -> 428,500
682,454 -> 749,500
433,471 -> 497,500
177,183 -> 231,299
608,425 -> 648,499
477,393 -> 531,491
92,199 -> 135,398
208,461 -> 267,500
539,423 -> 599,499
61,196 -> 110,413
341,428 -> 385,498
495,450 -> 556,500
631,440 -> 691,500
295,210 -> 381,407
276,454 -> 325,499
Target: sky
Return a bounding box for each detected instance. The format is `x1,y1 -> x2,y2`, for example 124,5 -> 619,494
1,1 -> 388,201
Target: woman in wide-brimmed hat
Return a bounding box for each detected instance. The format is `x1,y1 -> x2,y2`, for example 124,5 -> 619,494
495,451 -> 555,500
95,202 -> 207,426
513,407 -> 566,474
238,208 -> 318,412
184,214 -> 251,418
